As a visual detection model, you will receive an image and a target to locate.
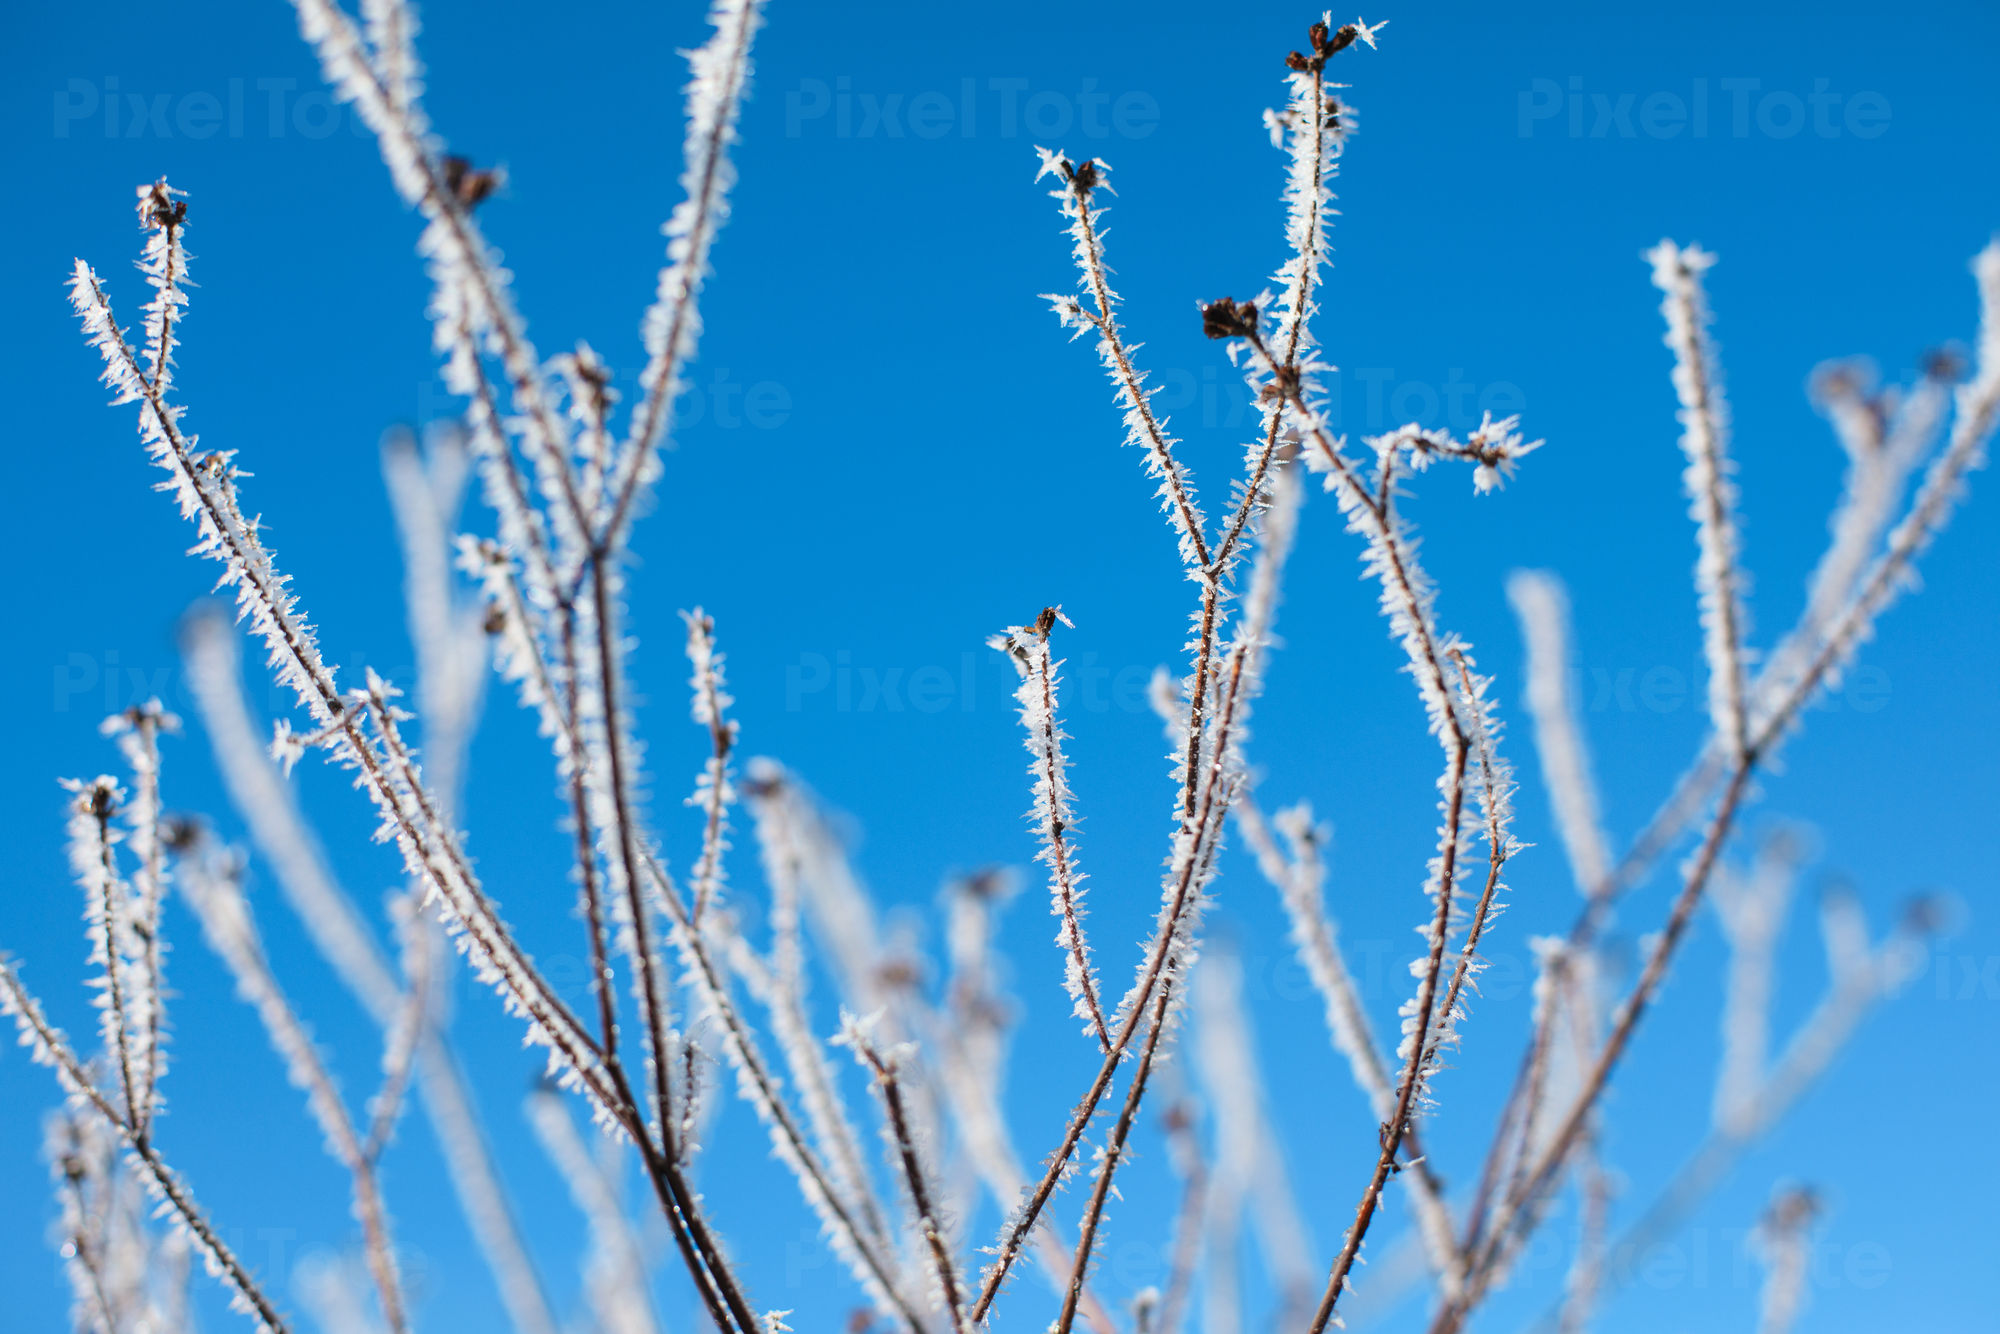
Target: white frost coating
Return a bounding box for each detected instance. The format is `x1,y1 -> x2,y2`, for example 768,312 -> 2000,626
1406,648 -> 1515,1113
1302,421 -> 1459,746
1037,151 -> 1211,573
525,1088 -> 661,1334
1647,241 -> 1750,754
1114,452 -> 1304,1037
741,781 -> 897,1260
606,0 -> 766,550
75,248 -> 612,1126
992,608 -> 1110,1048
382,425 -> 487,817
295,1254 -> 387,1334
48,1109 -> 188,1334
840,1012 -> 971,1334
180,607 -> 559,1334
1807,367 -> 1947,624
177,838 -> 357,1168
136,182 -> 190,397
1709,835 -> 1801,1136
0,958 -> 290,1333
175,831 -> 411,1334
1754,240 -> 2000,751
288,0 -> 594,621
63,776 -> 154,1133
1752,363 -> 1947,728
360,0 -> 421,118
684,608 -> 739,925
1236,800 -> 1390,1117
1268,35 -> 1345,370
1375,416 -> 1543,495
645,855 -> 919,1327
181,610 -> 401,1015
1752,1188 -> 1819,1334
104,703 -> 176,1136
1192,948 -> 1317,1329
1505,572 -> 1610,897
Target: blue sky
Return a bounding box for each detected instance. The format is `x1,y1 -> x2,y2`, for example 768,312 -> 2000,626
3,1 -> 1997,1331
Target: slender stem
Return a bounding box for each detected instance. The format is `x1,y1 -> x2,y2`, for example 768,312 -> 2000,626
1304,741 -> 1469,1334
1439,762 -> 1756,1334
85,789 -> 144,1130
1055,977 -> 1177,1334
586,572 -> 762,1334
563,602 -> 623,1064
0,962 -> 291,1333
854,1033 -> 971,1334
599,0 -> 761,557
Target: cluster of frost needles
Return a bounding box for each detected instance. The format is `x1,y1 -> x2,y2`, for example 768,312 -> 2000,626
4,6 -> 1997,1334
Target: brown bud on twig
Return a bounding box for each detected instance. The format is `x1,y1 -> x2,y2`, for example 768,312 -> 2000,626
138,179 -> 188,231
442,155 -> 504,210
1923,346 -> 1967,382
1201,297 -> 1259,340
1289,18 -> 1360,71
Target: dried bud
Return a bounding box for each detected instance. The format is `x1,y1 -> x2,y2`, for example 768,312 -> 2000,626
1201,297 -> 1259,340
876,956 -> 922,991
960,866 -> 1011,901
160,814 -> 201,853
1923,347 -> 1966,382
1899,893 -> 1952,936
442,156 -> 504,210
137,179 -> 187,231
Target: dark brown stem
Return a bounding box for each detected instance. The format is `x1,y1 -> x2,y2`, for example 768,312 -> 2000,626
1436,761 -> 1757,1334
1055,977 -> 1177,1334
1305,740 -> 1469,1334
856,1035 -> 971,1334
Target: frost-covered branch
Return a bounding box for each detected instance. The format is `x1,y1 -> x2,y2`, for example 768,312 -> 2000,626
526,1086 -> 661,1334
1753,1187 -> 1820,1334
179,608 -> 561,1334
643,849 -> 925,1333
71,231 -> 616,1134
1038,152 -> 1211,572
0,958 -> 290,1333
1647,241 -> 1750,757
1505,572 -> 1611,896
992,606 -> 1110,1050
1232,795 -> 1462,1286
171,826 -> 409,1334
843,1015 -> 971,1334
601,0 -> 765,555
741,783 -> 900,1265
685,609 -> 738,928
1191,947 -> 1317,1331
106,704 -> 175,1142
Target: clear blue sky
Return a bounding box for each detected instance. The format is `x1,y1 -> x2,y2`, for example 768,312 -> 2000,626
3,1 -> 1997,1331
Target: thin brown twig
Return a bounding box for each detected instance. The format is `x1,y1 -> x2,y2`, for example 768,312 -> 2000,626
0,960 -> 291,1334
1436,763 -> 1757,1334
1155,1100 -> 1209,1334
849,1024 -> 972,1334
1055,976 -> 1178,1334
1305,739 -> 1468,1334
